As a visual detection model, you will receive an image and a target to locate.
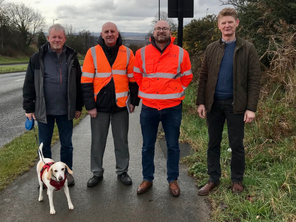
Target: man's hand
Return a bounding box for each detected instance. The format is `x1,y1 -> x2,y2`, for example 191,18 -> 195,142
197,104 -> 206,119
128,104 -> 135,113
88,108 -> 97,118
75,111 -> 82,119
244,110 -> 255,123
25,113 -> 35,120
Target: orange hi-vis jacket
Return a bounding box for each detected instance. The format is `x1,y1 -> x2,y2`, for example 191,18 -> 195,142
81,44 -> 135,108
133,37 -> 193,110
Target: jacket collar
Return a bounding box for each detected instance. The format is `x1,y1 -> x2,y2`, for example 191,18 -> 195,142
97,33 -> 122,47
150,36 -> 175,53
39,42 -> 76,58
97,33 -> 123,56
219,37 -> 244,49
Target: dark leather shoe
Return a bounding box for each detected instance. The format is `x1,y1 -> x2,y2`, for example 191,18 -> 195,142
117,172 -> 132,186
169,180 -> 180,197
66,173 -> 75,186
87,175 -> 103,187
137,180 -> 152,194
232,182 -> 244,193
198,181 -> 220,196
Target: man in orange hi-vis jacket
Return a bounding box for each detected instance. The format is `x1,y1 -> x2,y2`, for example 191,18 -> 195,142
81,22 -> 140,188
133,20 -> 193,197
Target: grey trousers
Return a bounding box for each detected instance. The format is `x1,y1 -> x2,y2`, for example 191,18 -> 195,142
90,110 -> 129,176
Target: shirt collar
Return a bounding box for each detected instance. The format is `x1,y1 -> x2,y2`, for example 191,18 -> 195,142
222,38 -> 236,44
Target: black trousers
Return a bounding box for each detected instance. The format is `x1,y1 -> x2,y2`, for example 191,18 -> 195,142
206,98 -> 245,183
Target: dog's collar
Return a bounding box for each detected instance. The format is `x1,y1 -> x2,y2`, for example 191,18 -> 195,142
40,162 -> 54,184
40,162 -> 66,191
50,176 -> 66,191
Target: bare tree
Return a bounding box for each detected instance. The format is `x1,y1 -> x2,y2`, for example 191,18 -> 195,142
0,0 -> 7,50
146,11 -> 178,38
5,2 -> 45,47
151,11 -> 177,31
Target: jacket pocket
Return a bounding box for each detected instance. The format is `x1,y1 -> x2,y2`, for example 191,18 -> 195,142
168,80 -> 182,91
145,59 -> 155,73
240,83 -> 247,93
141,81 -> 150,90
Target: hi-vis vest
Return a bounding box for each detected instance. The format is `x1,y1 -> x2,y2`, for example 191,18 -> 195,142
81,45 -> 135,107
133,37 -> 193,110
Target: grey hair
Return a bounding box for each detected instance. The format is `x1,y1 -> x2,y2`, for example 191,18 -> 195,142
48,24 -> 66,37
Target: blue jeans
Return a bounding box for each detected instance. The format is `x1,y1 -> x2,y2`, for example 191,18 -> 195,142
38,115 -> 74,169
140,103 -> 182,182
207,98 -> 245,183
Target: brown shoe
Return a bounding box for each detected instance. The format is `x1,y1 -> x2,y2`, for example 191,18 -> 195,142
169,180 -> 180,197
198,181 -> 220,196
232,182 -> 244,193
137,180 -> 152,194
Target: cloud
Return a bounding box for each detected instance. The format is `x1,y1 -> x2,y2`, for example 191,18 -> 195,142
4,0 -> 231,33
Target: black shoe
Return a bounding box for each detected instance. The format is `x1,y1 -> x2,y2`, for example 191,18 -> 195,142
67,173 -> 75,186
117,172 -> 132,186
87,175 -> 103,187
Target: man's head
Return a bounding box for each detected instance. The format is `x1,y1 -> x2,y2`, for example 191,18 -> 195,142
101,22 -> 119,47
153,20 -> 171,44
47,24 -> 67,54
217,8 -> 239,40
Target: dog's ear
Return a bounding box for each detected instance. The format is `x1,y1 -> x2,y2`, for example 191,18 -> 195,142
46,166 -> 53,180
65,164 -> 73,175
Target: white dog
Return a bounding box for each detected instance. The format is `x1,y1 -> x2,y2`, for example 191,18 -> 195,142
36,143 -> 74,214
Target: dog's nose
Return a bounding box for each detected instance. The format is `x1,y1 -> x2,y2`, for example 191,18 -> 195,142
58,176 -> 63,181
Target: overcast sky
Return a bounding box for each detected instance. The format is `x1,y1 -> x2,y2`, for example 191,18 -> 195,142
4,0 -> 231,33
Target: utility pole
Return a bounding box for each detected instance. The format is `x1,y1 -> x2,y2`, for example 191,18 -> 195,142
158,0 -> 160,20
168,0 -> 194,47
177,0 -> 183,47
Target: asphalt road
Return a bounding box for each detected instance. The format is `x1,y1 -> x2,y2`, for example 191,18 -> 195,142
0,111 -> 210,222
0,72 -> 26,148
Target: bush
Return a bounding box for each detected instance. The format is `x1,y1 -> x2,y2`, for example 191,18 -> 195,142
0,45 -> 19,57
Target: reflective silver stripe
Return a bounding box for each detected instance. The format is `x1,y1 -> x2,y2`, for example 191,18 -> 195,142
90,47 -> 97,72
133,67 -> 141,73
138,91 -> 185,99
182,69 -> 192,76
95,72 -> 111,78
116,91 -> 129,98
141,47 -> 146,74
142,72 -> 175,78
182,86 -> 187,90
125,46 -> 131,68
113,70 -> 127,75
82,72 -> 94,78
177,47 -> 184,75
127,73 -> 134,78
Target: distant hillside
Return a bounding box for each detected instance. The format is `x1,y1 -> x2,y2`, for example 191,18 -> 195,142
121,32 -> 148,40
93,32 -> 150,46
93,32 -> 150,39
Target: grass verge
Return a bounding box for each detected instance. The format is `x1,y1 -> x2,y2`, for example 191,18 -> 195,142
0,65 -> 28,74
180,83 -> 296,221
0,54 -> 84,65
0,61 -> 84,74
0,55 -> 30,64
0,108 -> 88,193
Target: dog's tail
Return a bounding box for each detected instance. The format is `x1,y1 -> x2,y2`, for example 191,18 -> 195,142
38,143 -> 45,163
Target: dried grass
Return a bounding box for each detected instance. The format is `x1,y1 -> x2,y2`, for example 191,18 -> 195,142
260,23 -> 296,105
